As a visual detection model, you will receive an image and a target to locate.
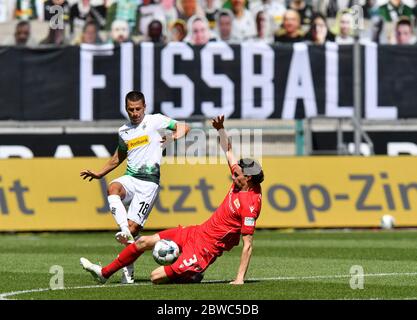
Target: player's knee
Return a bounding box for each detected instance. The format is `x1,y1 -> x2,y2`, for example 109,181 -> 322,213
135,236 -> 146,249
135,235 -> 156,250
107,183 -> 123,196
107,185 -> 117,196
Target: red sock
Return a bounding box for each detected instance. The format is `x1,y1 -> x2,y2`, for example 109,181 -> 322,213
101,243 -> 143,278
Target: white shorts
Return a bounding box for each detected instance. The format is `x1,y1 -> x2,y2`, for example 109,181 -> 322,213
110,175 -> 160,227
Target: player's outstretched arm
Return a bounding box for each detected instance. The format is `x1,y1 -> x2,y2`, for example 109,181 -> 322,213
161,121 -> 190,141
160,121 -> 190,147
80,148 -> 127,181
212,115 -> 238,167
172,121 -> 190,140
230,234 -> 253,285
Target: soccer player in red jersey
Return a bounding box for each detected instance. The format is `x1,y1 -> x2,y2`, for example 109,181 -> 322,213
80,115 -> 264,285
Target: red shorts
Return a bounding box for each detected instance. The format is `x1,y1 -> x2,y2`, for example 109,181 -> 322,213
158,226 -> 217,283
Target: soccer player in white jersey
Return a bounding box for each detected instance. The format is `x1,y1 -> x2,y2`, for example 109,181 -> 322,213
80,91 -> 190,284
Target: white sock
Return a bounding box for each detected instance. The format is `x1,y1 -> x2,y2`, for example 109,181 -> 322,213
126,263 -> 134,273
107,195 -> 129,232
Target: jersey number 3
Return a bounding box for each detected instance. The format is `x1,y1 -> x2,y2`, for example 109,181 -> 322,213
183,254 -> 198,267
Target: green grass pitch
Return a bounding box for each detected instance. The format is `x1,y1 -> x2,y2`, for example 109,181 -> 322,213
1,230 -> 417,300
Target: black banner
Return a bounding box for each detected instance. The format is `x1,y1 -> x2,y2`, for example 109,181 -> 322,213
0,46 -> 80,120
0,43 -> 416,120
312,131 -> 417,155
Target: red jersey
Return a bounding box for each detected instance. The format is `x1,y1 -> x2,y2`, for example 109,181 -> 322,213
197,164 -> 262,255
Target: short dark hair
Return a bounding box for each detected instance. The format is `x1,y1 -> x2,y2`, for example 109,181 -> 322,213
83,21 -> 98,33
251,170 -> 264,185
149,19 -> 163,28
217,9 -> 233,22
311,13 -> 328,27
125,91 -> 145,107
397,16 -> 412,29
16,20 -> 30,29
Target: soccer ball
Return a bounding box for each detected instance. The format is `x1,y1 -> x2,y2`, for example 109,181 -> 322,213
152,239 -> 180,266
380,215 -> 395,230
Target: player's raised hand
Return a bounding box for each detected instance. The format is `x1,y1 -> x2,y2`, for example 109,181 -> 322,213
80,169 -> 101,181
212,115 -> 225,130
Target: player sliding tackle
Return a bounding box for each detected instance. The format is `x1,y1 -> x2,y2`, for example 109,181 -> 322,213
80,115 -> 264,284
80,91 -> 190,284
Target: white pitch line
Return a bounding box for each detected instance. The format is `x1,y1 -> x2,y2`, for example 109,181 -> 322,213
2,272 -> 417,300
254,272 -> 417,281
0,282 -> 150,300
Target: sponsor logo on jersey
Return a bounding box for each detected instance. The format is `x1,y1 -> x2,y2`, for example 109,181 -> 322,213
233,198 -> 240,209
127,135 -> 150,150
249,206 -> 255,213
244,217 -> 255,227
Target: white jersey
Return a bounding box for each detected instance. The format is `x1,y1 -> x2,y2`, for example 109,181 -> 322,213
231,9 -> 257,41
118,113 -> 177,185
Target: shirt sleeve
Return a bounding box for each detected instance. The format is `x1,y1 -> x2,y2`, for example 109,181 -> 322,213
153,113 -> 177,131
239,194 -> 261,235
118,134 -> 127,152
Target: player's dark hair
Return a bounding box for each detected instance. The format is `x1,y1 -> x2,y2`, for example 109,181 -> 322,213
217,9 -> 233,21
125,91 -> 145,107
250,170 -> 264,185
83,21 -> 99,33
16,20 -> 30,29
397,16 -> 412,29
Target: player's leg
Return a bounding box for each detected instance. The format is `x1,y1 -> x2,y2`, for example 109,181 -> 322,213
126,180 -> 159,235
152,256 -> 205,285
116,179 -> 159,245
136,233 -> 161,250
149,231 -> 203,285
120,220 -> 143,283
150,266 -> 170,284
106,177 -> 135,283
101,234 -> 160,278
121,220 -> 142,283
150,266 -> 204,284
119,181 -> 159,283
107,177 -> 134,239
81,233 -> 161,283
152,230 -> 206,285
128,220 -> 142,236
